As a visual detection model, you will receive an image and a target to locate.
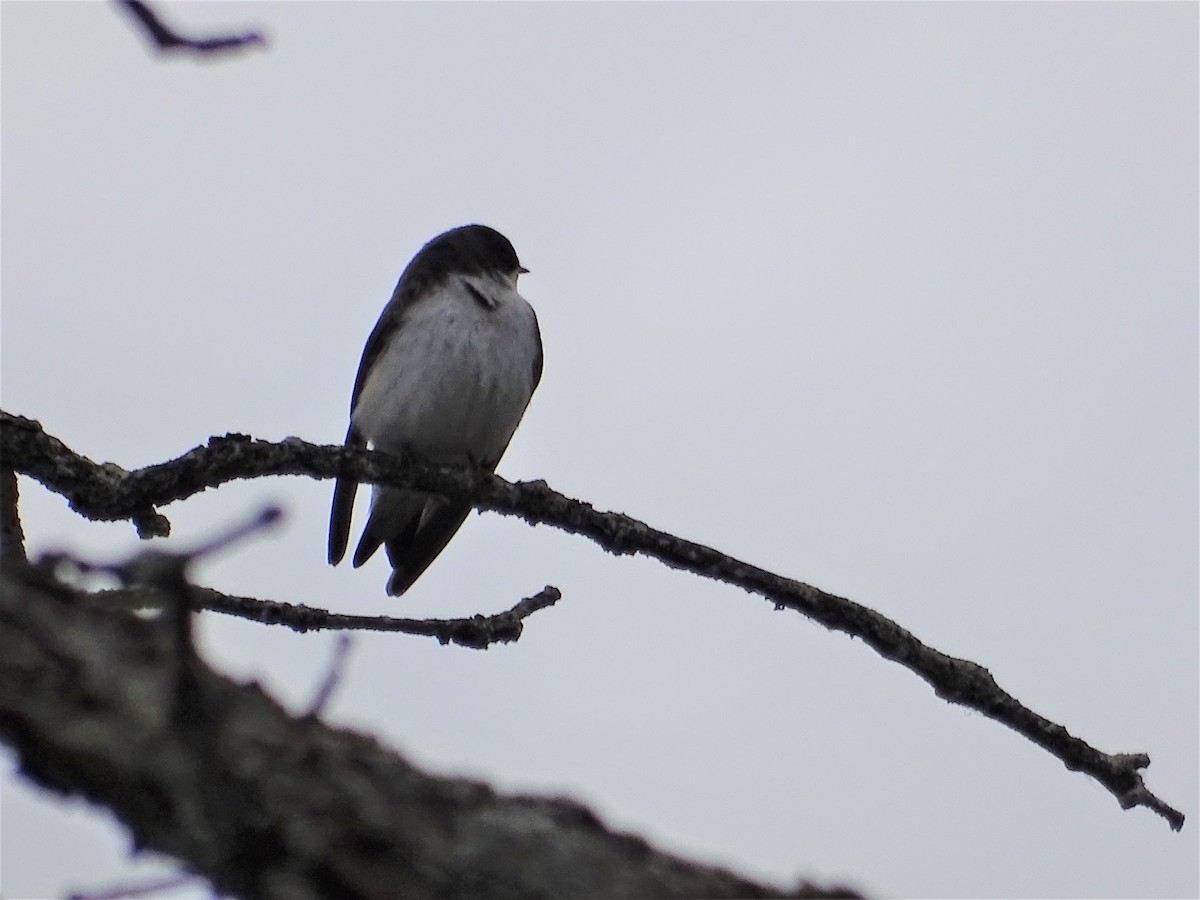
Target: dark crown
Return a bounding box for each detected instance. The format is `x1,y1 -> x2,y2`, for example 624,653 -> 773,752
414,224 -> 522,278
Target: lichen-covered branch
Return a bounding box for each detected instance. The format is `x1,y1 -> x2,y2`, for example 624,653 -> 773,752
0,410 -> 1186,831
189,584 -> 562,649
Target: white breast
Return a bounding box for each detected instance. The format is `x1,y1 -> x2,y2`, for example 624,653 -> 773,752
350,277 -> 541,466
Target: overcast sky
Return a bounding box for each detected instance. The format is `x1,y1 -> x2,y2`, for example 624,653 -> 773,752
2,2 -> 1196,898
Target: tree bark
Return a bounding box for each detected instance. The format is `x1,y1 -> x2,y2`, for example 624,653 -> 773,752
0,558 -> 856,900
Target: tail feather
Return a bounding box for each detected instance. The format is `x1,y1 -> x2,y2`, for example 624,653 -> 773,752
384,501 -> 472,596
331,434 -> 488,593
353,487 -> 424,568
327,427 -> 366,565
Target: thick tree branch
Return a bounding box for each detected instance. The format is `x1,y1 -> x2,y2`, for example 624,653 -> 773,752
1,557 -> 855,900
1,465 -> 24,564
0,410 -> 1186,832
116,0 -> 265,56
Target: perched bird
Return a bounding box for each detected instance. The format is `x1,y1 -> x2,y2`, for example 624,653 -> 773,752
328,225 -> 543,595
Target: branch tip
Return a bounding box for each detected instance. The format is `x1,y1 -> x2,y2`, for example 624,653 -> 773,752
117,0 -> 265,56
305,634 -> 354,717
187,504 -> 285,562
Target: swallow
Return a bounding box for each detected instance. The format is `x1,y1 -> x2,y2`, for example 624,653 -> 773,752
328,224 -> 542,595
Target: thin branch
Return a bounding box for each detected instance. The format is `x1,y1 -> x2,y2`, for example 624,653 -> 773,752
190,584 -> 562,649
0,410 -> 1186,832
304,635 -> 354,718
68,872 -> 198,900
116,0 -> 265,56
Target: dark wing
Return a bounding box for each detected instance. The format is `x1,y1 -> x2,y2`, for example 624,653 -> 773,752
328,265 -> 434,567
530,309 -> 544,392
327,423 -> 366,565
348,291 -> 408,414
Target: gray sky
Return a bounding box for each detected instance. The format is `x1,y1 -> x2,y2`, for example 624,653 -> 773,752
2,2 -> 1196,897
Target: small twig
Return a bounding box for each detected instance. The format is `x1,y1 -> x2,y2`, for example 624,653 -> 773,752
192,585 -> 563,650
116,0 -> 265,56
69,871 -> 199,900
187,504 -> 282,561
305,634 -> 354,718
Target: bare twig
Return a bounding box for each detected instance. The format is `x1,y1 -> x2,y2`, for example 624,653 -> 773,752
188,504 -> 283,560
116,0 -> 265,56
69,872 -> 198,900
191,584 -> 562,649
305,634 -> 354,718
0,410 -> 1186,831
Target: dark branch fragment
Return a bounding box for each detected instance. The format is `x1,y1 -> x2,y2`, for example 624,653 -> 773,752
304,634 -> 354,718
116,0 -> 265,56
1,466 -> 25,564
68,872 -> 198,900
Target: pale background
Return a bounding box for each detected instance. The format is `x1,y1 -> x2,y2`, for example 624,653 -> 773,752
2,2 -> 1196,898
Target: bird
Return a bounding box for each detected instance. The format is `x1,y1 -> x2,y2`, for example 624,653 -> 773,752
327,224 -> 543,595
